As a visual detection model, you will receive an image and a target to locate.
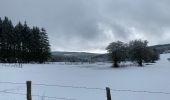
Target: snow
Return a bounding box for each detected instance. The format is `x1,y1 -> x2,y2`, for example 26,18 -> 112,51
0,53 -> 170,100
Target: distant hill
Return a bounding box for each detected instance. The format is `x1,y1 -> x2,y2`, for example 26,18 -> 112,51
150,44 -> 170,54
52,51 -> 98,58
51,51 -> 104,62
51,43 -> 170,62
91,54 -> 110,62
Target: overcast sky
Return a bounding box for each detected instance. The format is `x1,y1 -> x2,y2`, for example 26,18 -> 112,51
0,0 -> 170,53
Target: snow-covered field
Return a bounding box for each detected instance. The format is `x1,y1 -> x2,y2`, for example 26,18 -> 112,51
0,54 -> 170,100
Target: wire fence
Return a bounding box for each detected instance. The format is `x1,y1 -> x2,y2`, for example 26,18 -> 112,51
0,81 -> 77,100
0,90 -> 76,100
1,81 -> 170,95
1,81 -> 170,100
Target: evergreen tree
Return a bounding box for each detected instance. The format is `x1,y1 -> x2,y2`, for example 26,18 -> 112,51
39,28 -> 51,63
21,21 -> 31,63
14,21 -> 24,63
30,26 -> 42,63
0,18 -> 2,62
1,17 -> 14,62
0,17 -> 51,63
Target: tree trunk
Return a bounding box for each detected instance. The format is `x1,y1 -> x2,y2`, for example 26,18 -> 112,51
138,60 -> 143,66
113,60 -> 119,67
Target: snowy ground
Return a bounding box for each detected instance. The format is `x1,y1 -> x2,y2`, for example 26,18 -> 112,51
0,53 -> 170,100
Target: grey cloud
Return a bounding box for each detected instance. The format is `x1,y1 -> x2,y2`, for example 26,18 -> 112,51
0,0 -> 170,52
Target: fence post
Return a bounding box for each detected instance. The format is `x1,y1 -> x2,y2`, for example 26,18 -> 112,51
106,87 -> 112,100
26,81 -> 32,100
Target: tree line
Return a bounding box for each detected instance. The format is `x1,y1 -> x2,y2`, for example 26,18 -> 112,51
51,55 -> 89,62
0,17 -> 51,63
106,40 -> 160,67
